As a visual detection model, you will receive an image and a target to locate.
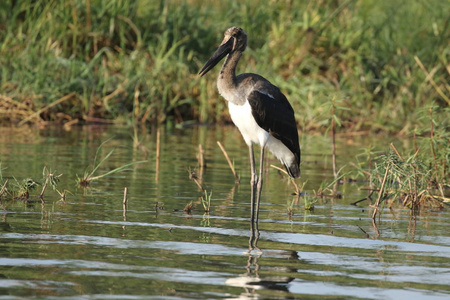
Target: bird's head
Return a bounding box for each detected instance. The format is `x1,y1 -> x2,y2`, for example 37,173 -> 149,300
199,27 -> 247,77
223,27 -> 248,52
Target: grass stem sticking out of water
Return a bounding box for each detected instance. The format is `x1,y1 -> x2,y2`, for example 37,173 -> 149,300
217,141 -> 240,184
57,190 -> 68,202
270,164 -> 301,196
155,128 -> 161,183
201,189 -> 212,213
0,179 -> 8,198
77,138 -> 147,187
316,167 -> 349,199
123,187 -> 128,206
331,98 -> 337,178
372,163 -> 390,220
123,187 -> 128,220
197,144 -> 206,169
40,166 -> 63,202
187,168 -> 204,190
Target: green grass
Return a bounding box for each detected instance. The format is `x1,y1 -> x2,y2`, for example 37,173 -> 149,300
366,146 -> 447,212
0,0 -> 448,133
353,108 -> 449,211
200,189 -> 212,213
77,138 -> 147,186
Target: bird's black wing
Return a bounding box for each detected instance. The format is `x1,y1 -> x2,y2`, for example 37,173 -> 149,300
247,90 -> 300,163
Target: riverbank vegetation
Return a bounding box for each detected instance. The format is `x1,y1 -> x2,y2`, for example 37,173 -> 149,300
0,0 -> 448,132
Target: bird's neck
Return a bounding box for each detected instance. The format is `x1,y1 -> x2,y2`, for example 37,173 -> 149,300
217,51 -> 244,105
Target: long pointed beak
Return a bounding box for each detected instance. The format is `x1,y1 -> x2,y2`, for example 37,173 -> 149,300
198,37 -> 234,77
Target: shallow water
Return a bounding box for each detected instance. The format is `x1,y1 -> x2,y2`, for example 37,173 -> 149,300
0,125 -> 449,299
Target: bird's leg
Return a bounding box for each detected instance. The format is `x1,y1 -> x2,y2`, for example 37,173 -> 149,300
249,144 -> 258,250
249,214 -> 256,250
249,146 -> 264,250
254,146 -> 265,224
249,217 -> 260,251
249,144 -> 257,223
249,144 -> 257,187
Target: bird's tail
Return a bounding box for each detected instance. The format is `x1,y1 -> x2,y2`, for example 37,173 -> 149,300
285,162 -> 300,178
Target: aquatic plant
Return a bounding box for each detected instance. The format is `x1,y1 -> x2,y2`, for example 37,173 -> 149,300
200,189 -> 212,213
77,138 -> 146,187
0,161 -> 69,201
12,178 -> 39,200
316,167 -> 349,199
371,146 -> 446,215
355,142 -> 448,217
304,195 -> 318,211
40,166 -> 69,201
351,102 -> 449,216
184,201 -> 195,214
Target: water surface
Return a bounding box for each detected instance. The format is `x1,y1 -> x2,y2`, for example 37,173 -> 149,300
0,125 -> 449,299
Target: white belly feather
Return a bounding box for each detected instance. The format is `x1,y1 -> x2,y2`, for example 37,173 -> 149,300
228,101 -> 267,146
228,101 -> 295,166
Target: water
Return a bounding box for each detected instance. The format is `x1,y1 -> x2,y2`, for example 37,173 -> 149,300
0,125 -> 449,299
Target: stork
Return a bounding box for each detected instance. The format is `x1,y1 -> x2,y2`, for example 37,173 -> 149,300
199,27 -> 300,246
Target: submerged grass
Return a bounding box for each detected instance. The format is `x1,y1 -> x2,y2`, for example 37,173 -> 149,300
0,0 -> 448,133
